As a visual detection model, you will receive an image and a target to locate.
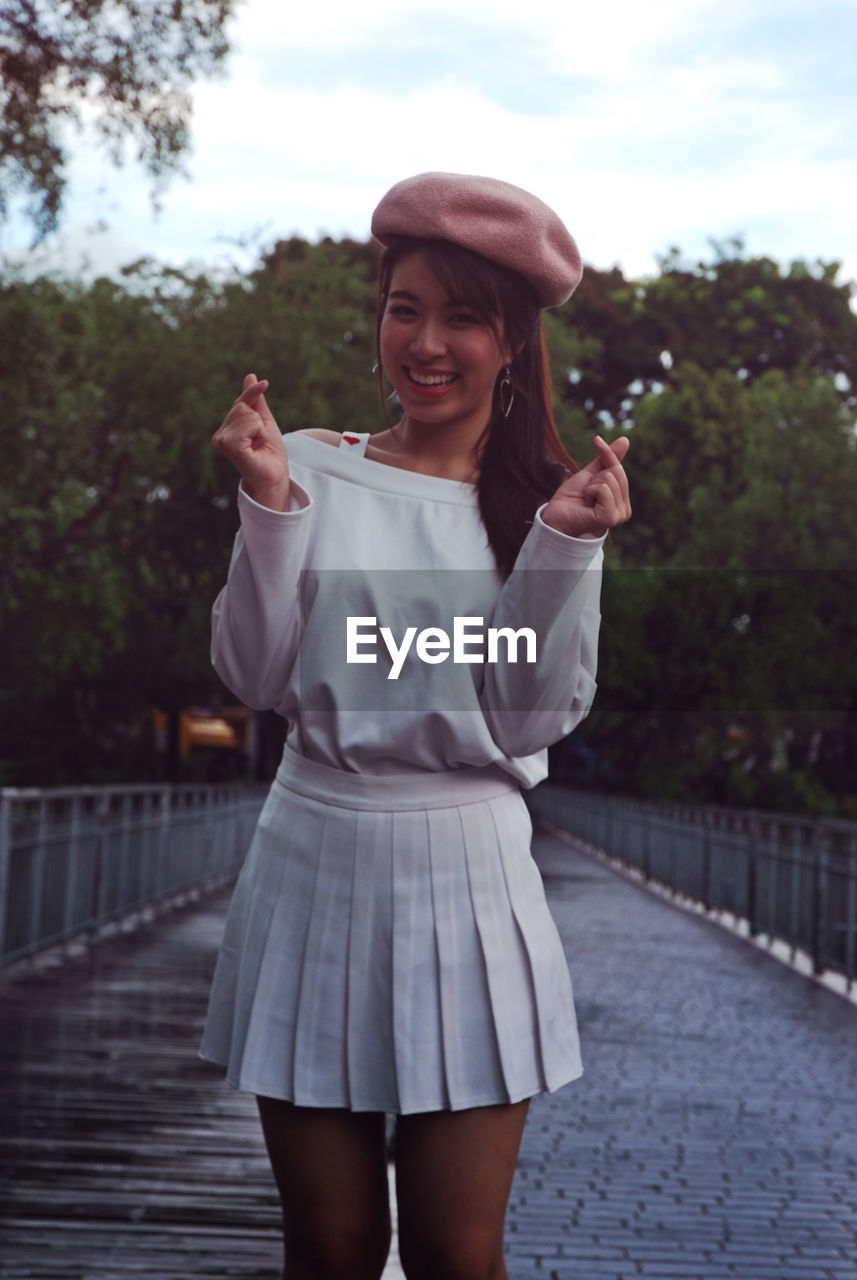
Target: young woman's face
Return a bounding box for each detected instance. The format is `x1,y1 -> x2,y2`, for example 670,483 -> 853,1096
378,251 -> 512,437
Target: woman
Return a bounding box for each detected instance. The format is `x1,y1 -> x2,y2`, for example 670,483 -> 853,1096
200,172 -> 631,1280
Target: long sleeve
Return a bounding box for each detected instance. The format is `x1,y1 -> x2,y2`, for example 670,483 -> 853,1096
207,432 -> 607,785
211,479 -> 313,710
479,506 -> 605,759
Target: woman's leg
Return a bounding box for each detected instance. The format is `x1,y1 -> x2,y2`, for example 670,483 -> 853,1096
394,1099 -> 529,1280
256,1096 -> 392,1280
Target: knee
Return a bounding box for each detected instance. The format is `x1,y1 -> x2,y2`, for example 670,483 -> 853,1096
285,1219 -> 391,1280
398,1226 -> 505,1280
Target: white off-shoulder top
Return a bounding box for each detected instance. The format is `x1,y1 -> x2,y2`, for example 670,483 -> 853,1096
211,431 -> 605,788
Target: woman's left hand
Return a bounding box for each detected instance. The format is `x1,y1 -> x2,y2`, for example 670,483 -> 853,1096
542,435 -> 631,539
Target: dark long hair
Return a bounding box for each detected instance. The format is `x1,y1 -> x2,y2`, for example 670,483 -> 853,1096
376,237 -> 578,577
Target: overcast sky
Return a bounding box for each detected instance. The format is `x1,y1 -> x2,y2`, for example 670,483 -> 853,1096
5,0 -> 857,287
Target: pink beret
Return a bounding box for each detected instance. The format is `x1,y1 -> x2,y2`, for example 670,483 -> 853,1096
371,171 -> 582,309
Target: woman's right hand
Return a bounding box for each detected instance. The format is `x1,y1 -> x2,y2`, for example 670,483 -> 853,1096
212,374 -> 290,511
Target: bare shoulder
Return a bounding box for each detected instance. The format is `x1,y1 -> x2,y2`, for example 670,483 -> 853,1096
293,428 -> 342,447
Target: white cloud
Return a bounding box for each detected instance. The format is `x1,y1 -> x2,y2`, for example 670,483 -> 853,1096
3,0 -> 855,291
232,0 -> 718,83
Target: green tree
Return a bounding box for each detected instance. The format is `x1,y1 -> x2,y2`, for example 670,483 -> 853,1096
576,365 -> 857,813
0,240 -> 386,784
230,236 -> 381,434
553,243 -> 857,433
553,263 -> 665,432
648,243 -> 857,403
0,263 -> 231,781
0,0 -> 236,240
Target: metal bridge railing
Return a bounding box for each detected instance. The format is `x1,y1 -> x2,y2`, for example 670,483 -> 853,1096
0,782 -> 267,969
528,785 -> 857,985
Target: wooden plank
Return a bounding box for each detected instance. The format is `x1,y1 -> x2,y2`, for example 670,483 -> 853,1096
0,893 -> 285,1278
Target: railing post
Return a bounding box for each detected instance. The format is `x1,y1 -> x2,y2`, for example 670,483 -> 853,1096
789,822 -> 803,963
28,798 -> 48,957
157,785 -> 172,897
92,791 -> 111,935
846,837 -> 857,985
0,792 -> 13,962
63,793 -> 83,948
204,785 -> 216,885
118,791 -> 131,914
641,808 -> 651,882
747,814 -> 759,937
811,823 -> 828,976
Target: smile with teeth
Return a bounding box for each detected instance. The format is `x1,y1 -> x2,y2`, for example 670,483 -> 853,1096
406,366 -> 459,387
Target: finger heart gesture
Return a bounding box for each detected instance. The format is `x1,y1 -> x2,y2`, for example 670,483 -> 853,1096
542,435 -> 631,539
212,373 -> 291,511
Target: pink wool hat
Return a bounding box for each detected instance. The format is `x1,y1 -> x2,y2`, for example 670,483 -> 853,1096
371,171 -> 582,309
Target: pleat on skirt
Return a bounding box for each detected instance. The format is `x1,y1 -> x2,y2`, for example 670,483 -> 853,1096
199,747 -> 583,1113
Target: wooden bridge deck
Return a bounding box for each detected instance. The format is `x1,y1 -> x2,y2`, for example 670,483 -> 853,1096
0,893 -> 287,1279
2,830 -> 856,1280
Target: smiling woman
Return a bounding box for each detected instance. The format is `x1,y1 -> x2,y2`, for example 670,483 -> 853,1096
379,251 -> 511,446
200,170 -> 631,1280
369,211 -> 595,574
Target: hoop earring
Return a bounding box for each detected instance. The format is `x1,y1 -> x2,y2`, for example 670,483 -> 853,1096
373,359 -> 398,403
499,367 -> 515,419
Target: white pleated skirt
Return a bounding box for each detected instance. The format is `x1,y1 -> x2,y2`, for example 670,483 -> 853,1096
199,747 -> 583,1113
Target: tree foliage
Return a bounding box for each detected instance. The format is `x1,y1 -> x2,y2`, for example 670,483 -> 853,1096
2,237 -> 856,815
0,239 -> 380,782
0,0 -> 235,239
541,238 -> 857,815
555,239 -> 857,433
563,332 -> 857,815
